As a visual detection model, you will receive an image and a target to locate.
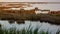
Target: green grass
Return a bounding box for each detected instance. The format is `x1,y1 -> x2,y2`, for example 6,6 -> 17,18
0,24 -> 60,34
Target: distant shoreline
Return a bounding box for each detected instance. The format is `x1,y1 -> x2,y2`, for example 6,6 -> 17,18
0,13 -> 60,25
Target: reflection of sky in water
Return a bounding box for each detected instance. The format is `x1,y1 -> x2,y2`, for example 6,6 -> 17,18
0,20 -> 60,34
31,4 -> 60,11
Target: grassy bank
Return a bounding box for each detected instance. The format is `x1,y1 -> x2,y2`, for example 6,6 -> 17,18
0,13 -> 60,25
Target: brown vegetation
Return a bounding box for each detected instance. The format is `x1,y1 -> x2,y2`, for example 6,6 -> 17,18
0,13 -> 60,25
0,7 -> 60,25
49,11 -> 60,14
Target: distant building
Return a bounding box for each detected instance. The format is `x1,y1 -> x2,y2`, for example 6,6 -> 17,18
35,8 -> 50,14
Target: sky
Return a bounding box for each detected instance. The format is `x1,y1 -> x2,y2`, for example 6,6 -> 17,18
0,0 -> 60,2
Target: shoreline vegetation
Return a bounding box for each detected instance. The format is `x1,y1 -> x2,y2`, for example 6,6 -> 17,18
0,12 -> 60,25
0,7 -> 60,25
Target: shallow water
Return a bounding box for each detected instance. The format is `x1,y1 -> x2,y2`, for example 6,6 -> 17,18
5,4 -> 60,11
31,4 -> 60,11
0,20 -> 60,34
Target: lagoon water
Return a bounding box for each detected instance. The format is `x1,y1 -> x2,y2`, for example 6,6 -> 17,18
9,4 -> 60,11
0,20 -> 60,34
32,4 -> 60,11
3,4 -> 60,11
24,4 -> 60,11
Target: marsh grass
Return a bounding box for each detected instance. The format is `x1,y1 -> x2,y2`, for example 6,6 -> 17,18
0,24 -> 60,34
0,28 -> 60,34
0,13 -> 60,25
